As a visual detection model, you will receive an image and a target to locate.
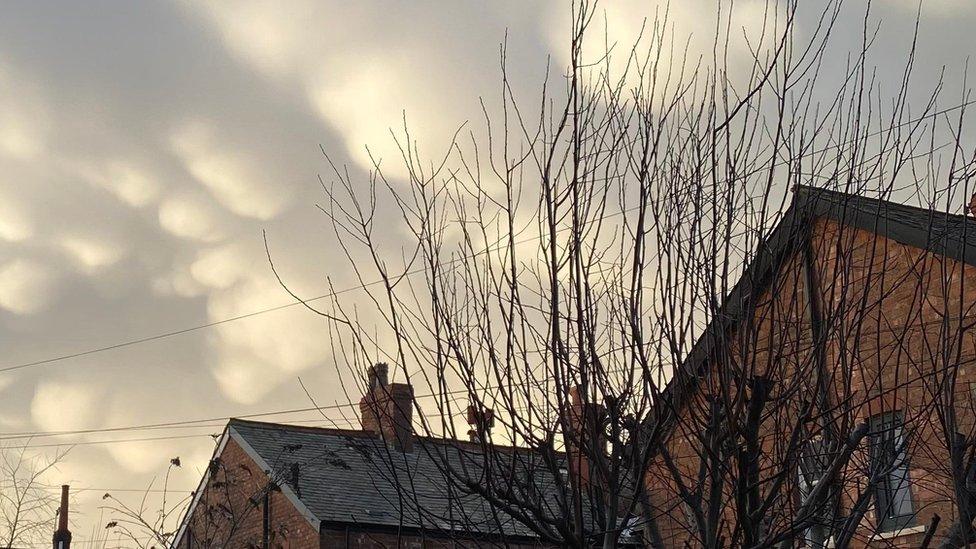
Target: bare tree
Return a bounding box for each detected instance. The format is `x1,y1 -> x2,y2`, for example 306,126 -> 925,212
102,457 -> 191,549
0,444 -> 68,548
265,1 -> 976,547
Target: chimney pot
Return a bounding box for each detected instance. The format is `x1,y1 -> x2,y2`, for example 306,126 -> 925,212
367,363 -> 389,390
360,363 -> 414,452
466,405 -> 494,443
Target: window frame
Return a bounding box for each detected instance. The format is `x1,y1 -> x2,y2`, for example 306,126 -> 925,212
797,437 -> 833,548
868,411 -> 915,532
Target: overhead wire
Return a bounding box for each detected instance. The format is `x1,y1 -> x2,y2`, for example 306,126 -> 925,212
0,97 -> 972,378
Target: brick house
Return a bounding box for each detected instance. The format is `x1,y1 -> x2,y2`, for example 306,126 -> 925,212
172,184 -> 976,548
644,186 -> 976,547
171,364 -> 570,548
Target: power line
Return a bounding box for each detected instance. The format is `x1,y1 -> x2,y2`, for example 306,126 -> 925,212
0,433 -> 218,450
0,282 -> 377,376
0,387 -> 482,444
0,401 -> 377,443
0,409 -> 360,442
30,485 -> 196,494
8,280 -> 975,445
0,223 -> 540,377
1,97 -> 972,380
9,309 -> 972,447
0,376 -> 583,447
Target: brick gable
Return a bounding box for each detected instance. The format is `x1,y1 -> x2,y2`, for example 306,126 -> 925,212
646,215 -> 976,547
174,436 -> 320,548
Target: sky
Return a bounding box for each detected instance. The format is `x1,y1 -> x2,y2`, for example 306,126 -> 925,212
0,1 -> 975,546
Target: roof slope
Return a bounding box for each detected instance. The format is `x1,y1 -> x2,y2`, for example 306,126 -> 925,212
229,419 -> 566,539
798,186 -> 976,266
666,185 -> 976,405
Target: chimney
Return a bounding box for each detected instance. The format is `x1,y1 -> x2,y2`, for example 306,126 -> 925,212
466,405 -> 494,443
969,191 -> 976,217
53,485 -> 71,549
564,386 -> 607,488
360,363 -> 414,452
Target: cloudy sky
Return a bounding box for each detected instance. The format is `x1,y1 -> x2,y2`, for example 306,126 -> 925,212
0,0 -> 974,545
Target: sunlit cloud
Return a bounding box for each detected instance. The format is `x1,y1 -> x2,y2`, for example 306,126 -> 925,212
545,0 -> 784,97
104,439 -> 186,474
170,121 -> 292,220
186,0 -> 315,79
0,258 -> 60,315
0,123 -> 44,161
157,191 -> 231,243
0,60 -> 49,161
201,251 -> 332,400
151,264 -> 208,299
60,235 -> 125,272
307,56 -> 468,179
77,160 -> 161,208
185,1 -> 481,179
0,191 -> 32,242
212,350 -> 288,405
188,241 -> 251,290
31,380 -> 102,431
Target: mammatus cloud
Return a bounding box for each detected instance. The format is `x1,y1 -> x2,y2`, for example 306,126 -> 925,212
187,241 -> 333,403
60,235 -> 126,273
30,380 -> 102,431
0,1 -> 969,543
0,61 -> 49,162
170,121 -> 292,220
182,1 -> 493,179
157,191 -> 231,244
0,189 -> 32,242
0,259 -> 60,315
76,159 -> 161,209
545,0 -> 785,98
0,113 -> 45,161
99,396 -> 215,473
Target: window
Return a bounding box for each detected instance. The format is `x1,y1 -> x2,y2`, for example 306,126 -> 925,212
868,412 -> 914,531
797,438 -> 831,548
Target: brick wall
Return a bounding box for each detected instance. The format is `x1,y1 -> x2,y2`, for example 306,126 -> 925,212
175,437 -> 320,548
645,217 -> 976,547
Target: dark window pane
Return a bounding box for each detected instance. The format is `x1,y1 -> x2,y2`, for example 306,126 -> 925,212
798,437 -> 835,548
869,412 -> 914,531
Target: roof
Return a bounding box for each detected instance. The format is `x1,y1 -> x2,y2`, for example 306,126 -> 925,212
797,185 -> 976,266
664,184 -> 976,409
224,418 -> 568,540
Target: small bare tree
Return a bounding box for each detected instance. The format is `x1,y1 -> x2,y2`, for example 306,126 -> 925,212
102,457 -> 190,549
0,444 -> 68,548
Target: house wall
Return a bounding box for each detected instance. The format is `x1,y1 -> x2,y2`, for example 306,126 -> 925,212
645,218 -> 976,548
174,436 -> 320,549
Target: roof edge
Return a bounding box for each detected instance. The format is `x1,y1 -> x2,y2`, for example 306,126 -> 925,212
170,426 -> 231,548
228,417 -> 534,454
